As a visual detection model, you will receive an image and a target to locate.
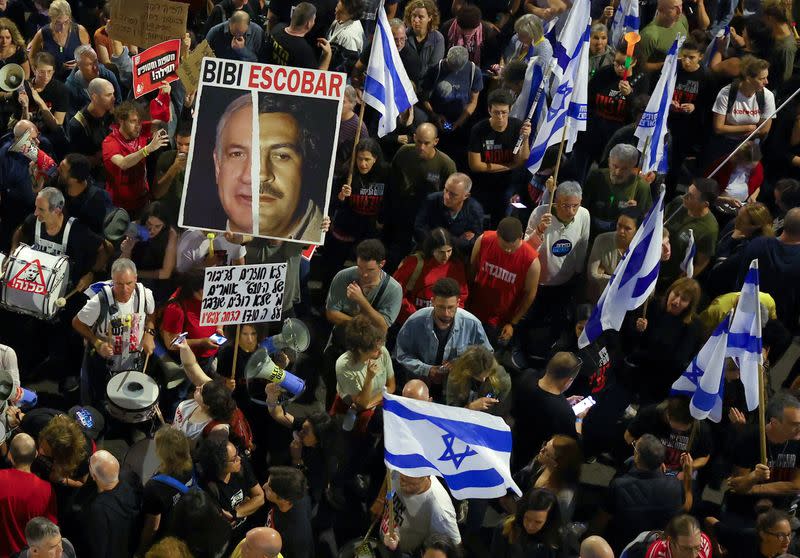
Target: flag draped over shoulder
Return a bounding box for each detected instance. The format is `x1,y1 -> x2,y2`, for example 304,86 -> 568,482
383,392 -> 521,500
728,259 -> 763,411
635,36 -> 684,174
578,189 -> 665,348
526,0 -> 590,174
671,313 -> 731,422
363,0 -> 418,137
680,228 -> 696,278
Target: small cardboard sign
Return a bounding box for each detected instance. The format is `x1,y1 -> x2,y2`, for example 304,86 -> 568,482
176,40 -> 215,95
200,263 -> 287,326
107,0 -> 188,49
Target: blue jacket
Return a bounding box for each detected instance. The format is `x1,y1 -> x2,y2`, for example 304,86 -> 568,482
206,21 -> 264,62
395,307 -> 491,378
414,192 -> 485,257
65,64 -> 122,116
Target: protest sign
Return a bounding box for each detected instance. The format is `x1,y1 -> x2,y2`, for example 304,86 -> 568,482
200,263 -> 287,326
179,58 -> 345,245
108,0 -> 188,49
132,39 -> 181,98
177,40 -> 215,95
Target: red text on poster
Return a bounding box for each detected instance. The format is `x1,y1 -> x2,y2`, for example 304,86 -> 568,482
8,260 -> 47,295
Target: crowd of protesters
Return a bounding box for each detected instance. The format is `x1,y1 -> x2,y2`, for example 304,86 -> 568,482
1,0 -> 800,557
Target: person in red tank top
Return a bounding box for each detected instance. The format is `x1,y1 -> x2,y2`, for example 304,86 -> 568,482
468,217 -> 540,345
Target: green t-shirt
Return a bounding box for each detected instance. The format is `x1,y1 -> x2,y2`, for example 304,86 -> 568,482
660,198 -> 719,286
640,16 -> 689,65
583,168 -> 653,233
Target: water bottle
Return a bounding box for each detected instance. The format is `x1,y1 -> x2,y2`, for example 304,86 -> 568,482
343,406 -> 357,432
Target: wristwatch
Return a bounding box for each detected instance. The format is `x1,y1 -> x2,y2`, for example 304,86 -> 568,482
144,327 -> 157,336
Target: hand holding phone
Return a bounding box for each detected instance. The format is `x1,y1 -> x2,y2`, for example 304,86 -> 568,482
209,333 -> 227,345
171,332 -> 188,346
571,396 -> 597,416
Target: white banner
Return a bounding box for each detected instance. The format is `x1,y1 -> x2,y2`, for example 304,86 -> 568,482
200,263 -> 287,326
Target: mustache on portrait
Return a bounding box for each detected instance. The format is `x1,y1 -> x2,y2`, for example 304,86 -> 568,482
259,182 -> 284,199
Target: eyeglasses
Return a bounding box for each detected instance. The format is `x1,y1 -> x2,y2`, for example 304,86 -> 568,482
765,530 -> 794,540
673,542 -> 704,553
558,203 -> 581,210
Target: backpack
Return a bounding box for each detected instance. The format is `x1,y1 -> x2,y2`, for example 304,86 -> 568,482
725,80 -> 765,122
619,530 -> 664,558
202,407 -> 255,453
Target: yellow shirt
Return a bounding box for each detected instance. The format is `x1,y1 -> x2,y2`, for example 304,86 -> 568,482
699,291 -> 777,338
229,539 -> 284,558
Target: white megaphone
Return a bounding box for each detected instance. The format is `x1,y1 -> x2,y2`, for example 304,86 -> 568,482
258,318 -> 311,353
10,129 -> 57,179
0,64 -> 24,92
244,348 -> 306,398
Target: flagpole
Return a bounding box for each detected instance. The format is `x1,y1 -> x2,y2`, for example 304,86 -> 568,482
230,324 -> 241,381
758,362 -> 767,465
707,83 -> 800,179
548,122 -> 569,215
513,63 -> 554,155
346,97 -> 368,189
385,469 -> 395,533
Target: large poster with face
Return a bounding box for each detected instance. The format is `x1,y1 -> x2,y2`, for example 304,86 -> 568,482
179,58 -> 345,244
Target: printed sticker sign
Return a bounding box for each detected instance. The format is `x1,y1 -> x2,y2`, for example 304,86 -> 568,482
132,39 -> 181,98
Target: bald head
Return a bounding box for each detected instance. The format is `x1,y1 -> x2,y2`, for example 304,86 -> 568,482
90,450 -> 120,487
9,433 -> 37,467
402,379 -> 431,401
416,122 -> 438,140
242,527 -> 282,558
783,207 -> 800,239
580,536 -> 614,558
13,120 -> 37,139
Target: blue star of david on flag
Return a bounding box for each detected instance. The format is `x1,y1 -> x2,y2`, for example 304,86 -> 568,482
438,433 -> 477,469
547,82 -> 573,121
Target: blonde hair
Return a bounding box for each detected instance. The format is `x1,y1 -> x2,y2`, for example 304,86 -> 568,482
736,202 -> 774,238
39,415 -> 87,477
145,537 -> 194,558
448,345 -> 503,393
739,54 -> 769,80
48,0 -> 73,20
403,0 -> 440,32
0,18 -> 24,48
155,426 -> 193,477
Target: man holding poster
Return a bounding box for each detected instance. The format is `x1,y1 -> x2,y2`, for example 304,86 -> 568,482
180,58 -> 343,245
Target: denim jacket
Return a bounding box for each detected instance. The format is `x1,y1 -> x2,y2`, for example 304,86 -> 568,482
395,307 -> 491,378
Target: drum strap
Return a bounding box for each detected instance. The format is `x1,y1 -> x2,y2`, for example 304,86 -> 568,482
34,217 -> 75,256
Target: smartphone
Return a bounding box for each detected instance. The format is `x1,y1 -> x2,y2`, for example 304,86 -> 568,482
209,333 -> 227,345
571,396 -> 597,416
442,121 -> 454,131
171,332 -> 188,346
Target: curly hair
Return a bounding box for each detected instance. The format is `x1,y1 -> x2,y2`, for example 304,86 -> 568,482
344,315 -> 386,355
0,18 -> 25,48
145,537 -> 194,558
403,0 -> 440,32
197,436 -> 230,481
201,379 -> 237,422
154,426 -> 193,477
39,415 -> 87,477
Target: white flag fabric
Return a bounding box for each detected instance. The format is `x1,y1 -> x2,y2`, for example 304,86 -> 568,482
526,0 -> 590,174
579,189 -> 665,348
728,259 -> 763,411
383,392 -> 521,500
610,0 -> 640,47
680,228 -> 696,278
671,313 -> 731,422
363,0 -> 418,137
635,36 -> 684,174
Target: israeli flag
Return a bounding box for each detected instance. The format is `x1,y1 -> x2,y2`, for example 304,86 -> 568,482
579,189 -> 665,348
680,228 -> 696,278
510,58 -> 550,126
526,0 -> 590,174
671,313 -> 731,422
84,280 -> 112,297
363,0 -> 418,137
383,392 -> 521,500
635,36 -> 684,174
704,26 -> 730,69
610,0 -> 640,48
728,259 -> 762,411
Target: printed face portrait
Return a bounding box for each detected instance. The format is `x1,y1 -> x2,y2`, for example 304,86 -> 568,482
214,98 -> 254,234
258,111 -> 304,237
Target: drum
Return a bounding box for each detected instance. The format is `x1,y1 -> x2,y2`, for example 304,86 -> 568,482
1,244 -> 69,320
106,371 -> 160,423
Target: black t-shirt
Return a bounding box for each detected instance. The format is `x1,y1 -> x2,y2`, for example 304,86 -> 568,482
433,323 -> 452,365
727,425 -> 800,515
712,523 -> 764,558
30,78 -> 69,130
267,24 -> 319,68
84,480 -> 141,558
266,0 -> 336,43
142,471 -> 194,521
588,65 -> 650,125
209,456 -> 259,531
511,373 -> 577,471
627,404 -> 713,473
65,185 -> 108,237
20,213 -> 102,285
66,107 -> 113,158
266,494 -> 314,558
670,65 -> 714,131
468,118 -> 522,167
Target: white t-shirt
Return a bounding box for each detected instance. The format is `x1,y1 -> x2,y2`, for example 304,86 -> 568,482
77,285 -> 156,370
382,473 -> 461,553
327,19 -> 364,54
176,230 -> 247,273
723,164 -> 751,201
712,84 -> 776,138
173,399 -> 214,441
526,205 -> 591,286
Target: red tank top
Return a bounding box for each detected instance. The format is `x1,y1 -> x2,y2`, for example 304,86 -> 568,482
468,231 -> 537,327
